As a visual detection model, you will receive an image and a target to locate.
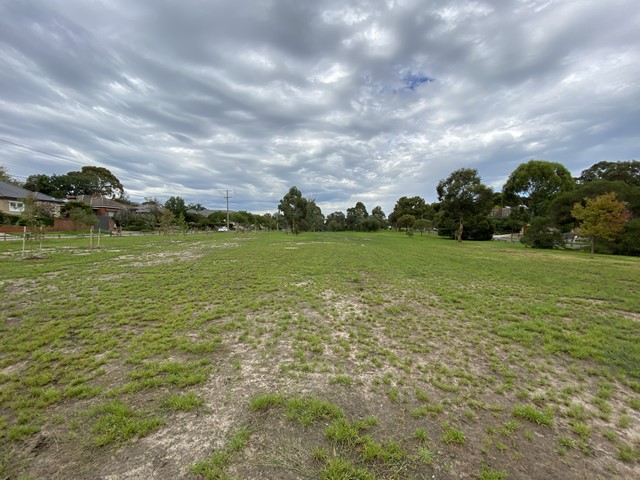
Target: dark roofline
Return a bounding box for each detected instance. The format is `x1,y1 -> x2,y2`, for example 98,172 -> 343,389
0,180 -> 66,204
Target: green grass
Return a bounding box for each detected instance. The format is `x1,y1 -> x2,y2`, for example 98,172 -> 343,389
190,427 -> 252,479
163,392 -> 205,412
479,464 -> 508,480
1,231 -> 639,478
325,418 -> 366,445
284,396 -> 345,426
321,458 -> 375,480
512,405 -> 554,426
86,400 -> 164,447
441,423 -> 466,445
415,446 -> 434,465
249,393 -> 285,411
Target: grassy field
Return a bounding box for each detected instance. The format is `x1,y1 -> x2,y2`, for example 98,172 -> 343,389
1,231 -> 639,479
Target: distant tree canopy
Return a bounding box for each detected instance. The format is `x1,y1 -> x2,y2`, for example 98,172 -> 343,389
520,216 -> 563,249
326,211 -> 346,231
502,160 -> 575,217
371,206 -> 387,228
61,200 -> 97,229
436,168 -> 494,241
1,164 -> 15,184
11,159 -> 640,256
413,218 -> 432,235
572,192 -> 631,256
23,166 -> 125,199
388,196 -> 429,228
397,214 -> 415,230
546,175 -> 640,255
578,160 -> 640,186
278,186 -> 305,233
346,202 -> 368,231
164,196 -> 187,217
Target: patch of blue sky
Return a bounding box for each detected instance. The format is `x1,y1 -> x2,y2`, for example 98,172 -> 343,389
402,72 -> 434,91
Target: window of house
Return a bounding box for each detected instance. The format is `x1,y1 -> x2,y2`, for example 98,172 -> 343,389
9,201 -> 24,212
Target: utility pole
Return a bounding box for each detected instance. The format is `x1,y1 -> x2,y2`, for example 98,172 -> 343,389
224,189 -> 232,230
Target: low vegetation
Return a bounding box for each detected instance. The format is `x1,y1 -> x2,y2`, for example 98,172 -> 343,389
0,231 -> 639,479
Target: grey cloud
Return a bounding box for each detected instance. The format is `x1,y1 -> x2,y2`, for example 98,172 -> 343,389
1,0 -> 639,215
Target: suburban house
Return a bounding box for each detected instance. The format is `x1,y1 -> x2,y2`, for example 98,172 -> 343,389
0,180 -> 66,217
66,194 -> 128,230
491,206 -> 513,218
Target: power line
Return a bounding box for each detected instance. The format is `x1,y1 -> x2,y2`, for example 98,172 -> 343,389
0,138 -> 84,166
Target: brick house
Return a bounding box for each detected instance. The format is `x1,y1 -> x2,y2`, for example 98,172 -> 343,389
65,194 -> 128,231
0,180 -> 66,218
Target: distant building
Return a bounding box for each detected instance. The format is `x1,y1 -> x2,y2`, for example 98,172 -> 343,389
0,180 -> 66,217
491,206 -> 512,219
66,194 -> 128,230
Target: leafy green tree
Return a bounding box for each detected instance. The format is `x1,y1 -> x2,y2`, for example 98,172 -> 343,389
371,206 -> 387,228
23,174 -> 57,196
360,217 -> 382,231
207,210 -> 227,228
160,208 -> 177,235
164,196 -> 187,218
19,193 -> 54,227
436,168 -> 494,241
397,214 -> 415,230
549,180 -> 639,231
346,202 -> 368,231
256,213 -> 277,230
493,205 -> 531,235
572,192 -> 631,256
176,213 -> 188,233
230,210 -> 251,228
27,166 -> 125,198
77,166 -> 124,198
611,218 -> 640,256
0,164 -> 20,186
69,208 -> 97,230
278,186 -> 308,234
61,200 -> 92,217
326,211 -> 346,231
413,218 -> 432,235
503,160 -> 575,217
113,207 -> 135,229
389,196 -> 428,229
578,160 -> 640,186
305,199 -> 325,231
520,216 -> 564,249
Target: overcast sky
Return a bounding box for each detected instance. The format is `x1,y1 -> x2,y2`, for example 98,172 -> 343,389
1,0 -> 639,214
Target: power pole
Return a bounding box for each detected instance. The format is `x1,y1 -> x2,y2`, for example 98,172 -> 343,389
224,189 -> 232,230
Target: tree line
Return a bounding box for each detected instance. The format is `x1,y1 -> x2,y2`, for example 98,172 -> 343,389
2,160 -> 638,255
0,165 -> 279,232
277,160 -> 639,256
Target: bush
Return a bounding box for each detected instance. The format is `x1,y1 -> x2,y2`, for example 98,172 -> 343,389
610,218 -> 640,256
0,211 -> 16,225
360,217 -> 381,232
521,217 -> 564,249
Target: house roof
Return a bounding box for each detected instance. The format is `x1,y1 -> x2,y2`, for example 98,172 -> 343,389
133,203 -> 164,214
186,208 -> 233,216
0,181 -> 66,204
69,194 -> 127,210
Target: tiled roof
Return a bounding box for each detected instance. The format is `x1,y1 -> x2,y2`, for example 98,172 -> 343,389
0,181 -> 66,203
69,195 -> 127,210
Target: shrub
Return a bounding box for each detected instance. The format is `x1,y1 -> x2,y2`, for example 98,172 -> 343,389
521,217 -> 564,249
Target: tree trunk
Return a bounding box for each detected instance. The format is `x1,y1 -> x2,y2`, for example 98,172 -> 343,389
456,219 -> 464,242
590,237 -> 595,258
